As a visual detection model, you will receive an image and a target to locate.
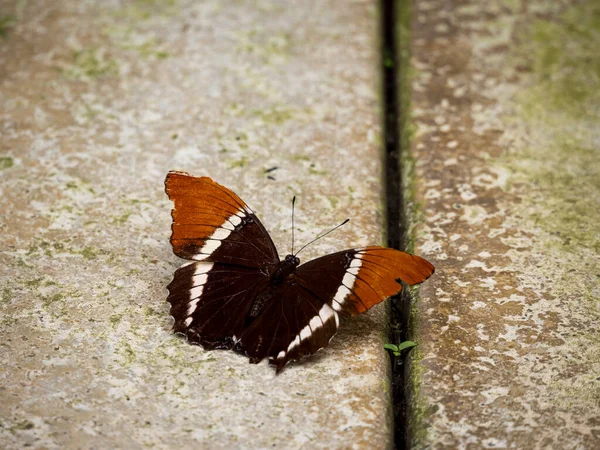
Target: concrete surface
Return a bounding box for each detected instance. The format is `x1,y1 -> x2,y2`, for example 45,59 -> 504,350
0,1 -> 392,448
404,0 -> 600,448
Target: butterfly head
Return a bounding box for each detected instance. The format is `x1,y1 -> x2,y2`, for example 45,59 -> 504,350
284,254 -> 300,267
271,254 -> 300,284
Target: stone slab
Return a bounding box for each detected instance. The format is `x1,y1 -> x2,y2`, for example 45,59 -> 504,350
404,0 -> 600,448
0,1 -> 391,448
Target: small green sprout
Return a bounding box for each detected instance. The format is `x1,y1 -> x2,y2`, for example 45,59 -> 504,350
384,341 -> 417,357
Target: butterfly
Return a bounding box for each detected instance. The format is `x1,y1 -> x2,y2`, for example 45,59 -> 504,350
165,171 -> 434,372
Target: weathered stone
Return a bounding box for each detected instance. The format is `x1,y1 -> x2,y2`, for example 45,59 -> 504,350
404,0 -> 600,448
0,1 -> 392,448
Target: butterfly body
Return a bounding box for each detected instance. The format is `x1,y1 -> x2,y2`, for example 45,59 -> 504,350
270,254 -> 301,284
165,171 -> 434,372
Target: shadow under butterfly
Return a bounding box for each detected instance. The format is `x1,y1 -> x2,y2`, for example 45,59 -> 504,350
164,171 -> 435,373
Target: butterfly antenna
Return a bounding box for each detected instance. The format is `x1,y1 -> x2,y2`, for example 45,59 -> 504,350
294,218 -> 350,257
291,196 -> 296,255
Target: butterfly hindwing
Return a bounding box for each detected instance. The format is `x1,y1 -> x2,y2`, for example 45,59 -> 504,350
236,279 -> 340,372
167,261 -> 269,349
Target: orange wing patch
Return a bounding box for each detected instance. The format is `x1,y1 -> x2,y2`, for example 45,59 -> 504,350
343,247 -> 435,316
165,171 -> 248,260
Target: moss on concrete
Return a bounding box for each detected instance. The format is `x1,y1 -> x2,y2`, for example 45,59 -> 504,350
119,0 -> 178,21
395,0 -> 435,446
0,156 -> 14,169
227,157 -> 248,169
397,0 -> 599,446
500,2 -> 600,411
61,48 -> 119,80
520,5 -> 600,120
397,0 -> 417,254
508,2 -> 600,252
12,420 -> 34,431
0,15 -> 16,38
237,30 -> 291,65
251,106 -> 298,125
123,39 -> 171,59
1,288 -> 11,305
1,0 -> 391,447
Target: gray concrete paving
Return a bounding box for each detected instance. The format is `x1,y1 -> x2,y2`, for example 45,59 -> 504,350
0,1 -> 392,448
404,0 -> 600,448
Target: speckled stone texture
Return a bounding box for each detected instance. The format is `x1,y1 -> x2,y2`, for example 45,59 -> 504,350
404,0 -> 600,448
0,1 -> 391,448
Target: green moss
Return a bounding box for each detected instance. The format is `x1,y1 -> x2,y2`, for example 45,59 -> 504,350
123,39 -> 172,59
118,341 -> 137,365
237,31 -> 291,64
395,0 -> 433,446
16,258 -> 32,268
13,420 -> 35,431
1,315 -> 18,326
1,288 -> 11,304
405,346 -> 429,448
81,247 -> 98,259
227,157 -> 248,169
507,3 -> 600,256
251,107 -> 296,125
0,156 -> 14,169
61,48 -> 119,80
79,246 -> 108,260
112,212 -> 132,224
123,198 -> 151,205
516,4 -> 600,121
497,2 -> 600,413
0,15 -> 16,38
307,164 -> 327,176
143,306 -> 162,318
41,293 -> 66,307
24,278 -> 44,288
292,154 -> 311,162
110,313 -> 123,327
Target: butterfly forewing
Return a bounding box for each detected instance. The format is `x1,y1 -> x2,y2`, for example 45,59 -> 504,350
295,247 -> 434,316
165,171 -> 279,267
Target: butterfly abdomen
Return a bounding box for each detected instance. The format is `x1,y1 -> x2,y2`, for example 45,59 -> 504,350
246,256 -> 300,323
247,288 -> 273,321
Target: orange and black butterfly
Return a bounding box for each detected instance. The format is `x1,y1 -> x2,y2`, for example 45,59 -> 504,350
165,171 -> 434,372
